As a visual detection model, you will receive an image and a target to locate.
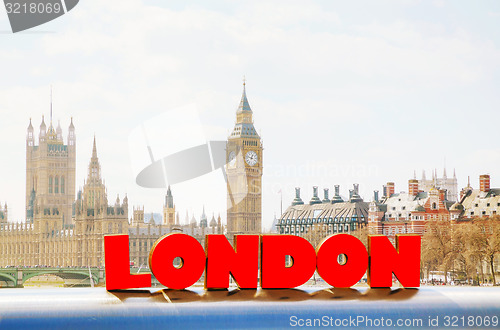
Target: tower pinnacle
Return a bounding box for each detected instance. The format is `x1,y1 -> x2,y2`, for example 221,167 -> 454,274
92,135 -> 97,158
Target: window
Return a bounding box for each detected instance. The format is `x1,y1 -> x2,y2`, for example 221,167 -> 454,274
61,177 -> 65,194
48,176 -> 53,193
432,202 -> 437,210
54,176 -> 59,194
402,206 -> 406,210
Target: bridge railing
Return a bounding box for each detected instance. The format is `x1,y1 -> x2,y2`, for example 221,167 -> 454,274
0,287 -> 498,329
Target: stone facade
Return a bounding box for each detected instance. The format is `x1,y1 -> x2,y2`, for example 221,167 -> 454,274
26,116 -> 76,226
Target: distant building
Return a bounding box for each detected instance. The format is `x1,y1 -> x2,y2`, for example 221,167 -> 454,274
128,191 -> 223,267
0,130 -> 128,267
276,185 -> 368,246
0,203 -> 7,228
416,168 -> 458,202
450,174 -> 500,220
368,179 -> 452,239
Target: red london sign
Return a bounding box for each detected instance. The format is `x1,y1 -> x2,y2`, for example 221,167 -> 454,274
104,233 -> 421,291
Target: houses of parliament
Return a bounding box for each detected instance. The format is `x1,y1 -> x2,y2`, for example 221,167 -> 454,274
0,84 -> 262,268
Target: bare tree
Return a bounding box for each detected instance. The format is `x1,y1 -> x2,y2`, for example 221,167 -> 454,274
421,220 -> 457,284
469,217 -> 500,285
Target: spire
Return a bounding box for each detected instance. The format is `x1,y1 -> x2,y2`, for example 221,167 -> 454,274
56,120 -> 62,141
413,170 -> 416,180
422,170 -> 426,181
39,115 -> 47,140
165,185 -> 174,208
50,85 -> 53,125
28,118 -> 33,130
443,167 -> 447,179
92,135 -> 97,158
87,136 -> 102,182
69,117 -> 74,129
237,78 -> 252,113
453,168 -> 457,179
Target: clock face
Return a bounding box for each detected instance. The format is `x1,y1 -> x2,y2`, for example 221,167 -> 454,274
228,151 -> 236,167
245,150 -> 258,166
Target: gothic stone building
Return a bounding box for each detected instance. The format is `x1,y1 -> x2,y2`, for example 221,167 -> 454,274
0,119 -> 128,267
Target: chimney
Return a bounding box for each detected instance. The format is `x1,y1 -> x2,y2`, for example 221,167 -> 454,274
384,182 -> 395,198
353,183 -> 359,195
480,174 -> 490,193
322,188 -> 330,203
438,189 -> 446,201
309,186 -> 322,205
408,179 -> 419,197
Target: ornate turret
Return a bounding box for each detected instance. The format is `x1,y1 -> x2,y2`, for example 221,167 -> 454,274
27,118 -> 34,147
210,213 -> 217,227
56,120 -> 63,141
39,115 -> 46,142
165,185 -> 174,208
200,206 -> 208,228
68,117 -> 75,147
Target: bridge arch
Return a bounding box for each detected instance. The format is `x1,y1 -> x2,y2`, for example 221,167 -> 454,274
0,272 -> 17,287
22,269 -> 99,287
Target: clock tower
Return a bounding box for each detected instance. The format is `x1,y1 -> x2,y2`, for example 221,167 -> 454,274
226,81 -> 263,238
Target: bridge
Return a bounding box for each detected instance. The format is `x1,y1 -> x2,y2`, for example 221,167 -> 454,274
0,267 -> 105,288
0,267 -> 160,288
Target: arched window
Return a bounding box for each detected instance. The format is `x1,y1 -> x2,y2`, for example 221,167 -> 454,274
54,176 -> 59,194
61,176 -> 65,194
49,176 -> 53,193
432,202 -> 437,210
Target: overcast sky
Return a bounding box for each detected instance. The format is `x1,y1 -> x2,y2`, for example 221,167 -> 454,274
1,0 -> 499,230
